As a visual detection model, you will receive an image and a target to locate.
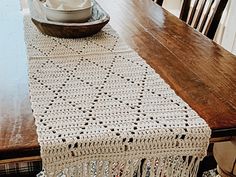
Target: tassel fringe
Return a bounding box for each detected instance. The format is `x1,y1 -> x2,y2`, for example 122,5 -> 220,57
37,155 -> 202,177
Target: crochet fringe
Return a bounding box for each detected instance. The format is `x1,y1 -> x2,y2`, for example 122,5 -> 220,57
38,156 -> 201,177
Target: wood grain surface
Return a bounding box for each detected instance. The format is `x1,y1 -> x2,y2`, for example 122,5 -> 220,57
0,0 -> 39,159
1,0 -> 236,159
96,0 -> 236,132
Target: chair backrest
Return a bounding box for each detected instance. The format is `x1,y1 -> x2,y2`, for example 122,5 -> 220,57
154,0 -> 228,39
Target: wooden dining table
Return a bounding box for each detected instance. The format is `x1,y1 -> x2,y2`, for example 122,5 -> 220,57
1,0 -> 236,167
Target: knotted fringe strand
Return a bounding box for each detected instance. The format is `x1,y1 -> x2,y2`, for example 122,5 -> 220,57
97,161 -> 105,177
136,159 -> 142,177
37,155 -> 203,177
150,158 -> 156,177
141,159 -> 147,177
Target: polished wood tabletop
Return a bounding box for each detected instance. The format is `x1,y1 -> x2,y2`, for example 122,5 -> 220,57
0,0 -> 39,161
1,0 -> 236,160
96,0 -> 236,136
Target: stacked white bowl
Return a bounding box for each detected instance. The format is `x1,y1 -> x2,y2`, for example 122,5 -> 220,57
43,0 -> 93,23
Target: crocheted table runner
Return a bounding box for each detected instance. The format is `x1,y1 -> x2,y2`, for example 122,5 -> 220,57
24,15 -> 211,177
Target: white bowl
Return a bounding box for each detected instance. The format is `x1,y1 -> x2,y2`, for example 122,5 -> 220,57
43,3 -> 93,23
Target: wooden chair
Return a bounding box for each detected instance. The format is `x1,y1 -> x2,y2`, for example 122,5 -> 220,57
154,0 -> 228,40
213,138 -> 236,177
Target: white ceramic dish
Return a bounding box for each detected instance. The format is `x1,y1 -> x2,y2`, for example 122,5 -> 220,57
43,2 -> 93,23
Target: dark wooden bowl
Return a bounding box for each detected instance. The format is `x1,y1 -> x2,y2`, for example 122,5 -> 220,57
28,0 -> 110,38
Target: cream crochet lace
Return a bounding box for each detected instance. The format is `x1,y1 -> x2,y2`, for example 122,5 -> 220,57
24,15 -> 211,177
